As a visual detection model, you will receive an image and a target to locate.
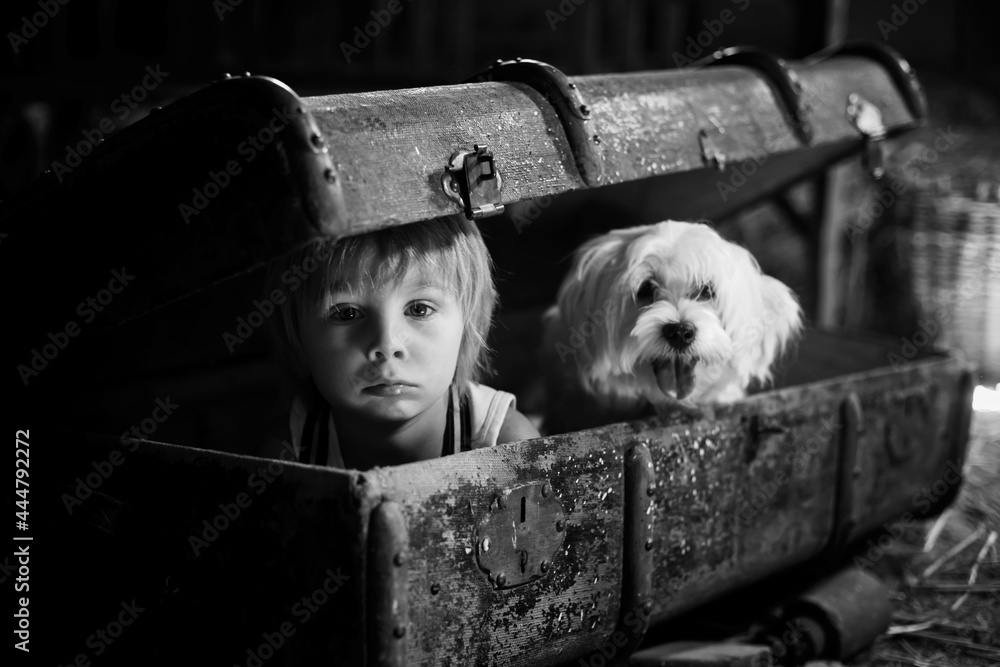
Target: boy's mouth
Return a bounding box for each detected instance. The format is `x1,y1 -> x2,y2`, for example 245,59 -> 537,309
363,382 -> 417,397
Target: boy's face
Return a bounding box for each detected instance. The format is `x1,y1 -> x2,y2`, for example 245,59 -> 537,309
299,265 -> 464,426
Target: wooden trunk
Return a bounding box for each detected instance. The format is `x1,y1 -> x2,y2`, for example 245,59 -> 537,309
34,329 -> 972,667
3,42 -> 973,667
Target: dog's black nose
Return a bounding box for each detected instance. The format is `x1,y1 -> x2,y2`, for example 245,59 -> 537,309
663,322 -> 697,350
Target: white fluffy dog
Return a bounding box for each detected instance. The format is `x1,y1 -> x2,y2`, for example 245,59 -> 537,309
541,221 -> 803,434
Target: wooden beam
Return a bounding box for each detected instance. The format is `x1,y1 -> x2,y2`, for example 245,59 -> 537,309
817,0 -> 853,327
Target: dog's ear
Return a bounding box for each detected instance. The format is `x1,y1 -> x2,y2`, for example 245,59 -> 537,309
751,275 -> 803,381
556,230 -> 633,322
552,228 -> 647,374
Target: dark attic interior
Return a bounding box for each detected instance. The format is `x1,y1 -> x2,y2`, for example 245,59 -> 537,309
2,1 -> 999,667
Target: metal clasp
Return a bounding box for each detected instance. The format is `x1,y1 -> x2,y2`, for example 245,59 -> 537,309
442,144 -> 505,220
476,481 -> 565,589
699,128 -> 728,172
471,58 -> 603,186
694,46 -> 813,144
846,93 -> 887,180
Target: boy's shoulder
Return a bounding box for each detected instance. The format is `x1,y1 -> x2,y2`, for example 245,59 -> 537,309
497,406 -> 541,444
467,382 -> 540,445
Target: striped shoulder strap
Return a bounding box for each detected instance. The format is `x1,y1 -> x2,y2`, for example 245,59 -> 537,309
441,385 -> 472,457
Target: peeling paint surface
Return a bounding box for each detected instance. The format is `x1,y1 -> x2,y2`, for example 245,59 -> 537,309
572,58 -> 915,187
306,81 -> 584,232
370,435 -> 626,667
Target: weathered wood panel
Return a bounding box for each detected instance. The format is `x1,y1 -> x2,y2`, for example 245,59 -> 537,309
499,328 -> 969,633
365,434 -> 625,667
846,359 -> 971,540
796,56 -> 917,145
639,385 -> 841,625
305,81 -> 586,235
547,55 -> 917,188
305,52 -> 922,236
768,330 -> 971,543
576,67 -> 800,184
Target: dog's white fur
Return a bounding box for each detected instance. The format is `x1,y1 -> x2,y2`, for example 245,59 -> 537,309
542,221 -> 802,434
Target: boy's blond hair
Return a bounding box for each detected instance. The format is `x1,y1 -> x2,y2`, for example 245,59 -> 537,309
266,216 -> 498,404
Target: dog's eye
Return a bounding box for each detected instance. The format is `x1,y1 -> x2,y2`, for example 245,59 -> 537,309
636,280 -> 656,302
692,283 -> 716,301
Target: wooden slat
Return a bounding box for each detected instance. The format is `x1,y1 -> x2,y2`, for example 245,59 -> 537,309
846,362 -> 968,540
305,81 -> 586,234
641,385 -> 841,624
364,435 -> 625,667
304,53 -> 921,235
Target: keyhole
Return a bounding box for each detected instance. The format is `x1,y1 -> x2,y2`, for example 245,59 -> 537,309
519,550 -> 528,573
520,496 -> 526,523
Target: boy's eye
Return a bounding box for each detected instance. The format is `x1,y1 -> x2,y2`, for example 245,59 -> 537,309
406,302 -> 435,318
691,283 -> 716,301
329,305 -> 361,322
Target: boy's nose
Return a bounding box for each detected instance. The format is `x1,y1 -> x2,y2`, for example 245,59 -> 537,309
367,315 -> 407,361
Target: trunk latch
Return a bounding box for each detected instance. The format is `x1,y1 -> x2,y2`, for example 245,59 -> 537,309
847,94 -> 887,180
476,481 -> 565,589
442,144 -> 505,220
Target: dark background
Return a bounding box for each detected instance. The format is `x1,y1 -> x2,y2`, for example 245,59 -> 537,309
3,2 -> 1000,666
